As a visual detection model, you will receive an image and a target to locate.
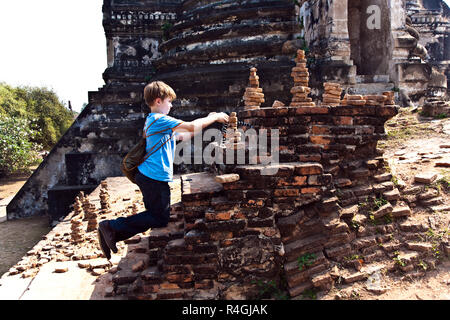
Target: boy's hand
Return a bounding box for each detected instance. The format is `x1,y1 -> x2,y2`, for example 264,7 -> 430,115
213,112 -> 229,124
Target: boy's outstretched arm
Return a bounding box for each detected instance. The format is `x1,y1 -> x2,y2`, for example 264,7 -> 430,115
174,112 -> 228,141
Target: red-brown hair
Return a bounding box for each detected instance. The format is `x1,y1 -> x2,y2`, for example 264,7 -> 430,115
143,81 -> 176,106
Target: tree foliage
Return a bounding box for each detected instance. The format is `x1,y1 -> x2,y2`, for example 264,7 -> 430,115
0,116 -> 41,175
0,82 -> 76,149
0,82 -> 77,174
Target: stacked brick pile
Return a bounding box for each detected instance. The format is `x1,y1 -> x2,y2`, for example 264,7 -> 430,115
83,197 -> 98,233
131,202 -> 139,215
70,197 -> 85,244
322,82 -> 342,106
422,97 -> 449,117
224,112 -> 244,150
290,49 -> 315,107
99,181 -> 112,215
243,68 -> 264,110
364,95 -> 387,106
341,94 -> 366,106
383,91 -> 395,105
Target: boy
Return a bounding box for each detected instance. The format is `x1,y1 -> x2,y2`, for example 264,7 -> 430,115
97,81 -> 229,260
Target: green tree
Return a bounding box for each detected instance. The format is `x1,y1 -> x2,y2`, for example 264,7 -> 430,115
0,83 -> 76,149
0,116 -> 41,175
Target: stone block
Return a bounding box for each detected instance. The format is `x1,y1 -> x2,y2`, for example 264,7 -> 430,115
343,271 -> 368,284
340,205 -> 358,219
215,174 -> 240,184
374,173 -> 392,183
311,271 -> 333,289
285,235 -> 327,261
372,203 -> 393,219
383,188 -> 400,201
392,206 -> 411,217
324,244 -> 352,259
406,242 -> 433,253
414,172 -> 437,184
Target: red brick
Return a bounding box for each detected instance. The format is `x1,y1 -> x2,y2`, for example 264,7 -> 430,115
310,135 -> 332,145
294,163 -> 323,175
300,154 -> 321,162
376,105 -> 398,117
166,273 -> 193,283
301,187 -> 321,194
295,106 -> 330,114
334,116 -> 353,125
273,189 -> 300,197
205,211 -> 232,221
311,125 -> 331,134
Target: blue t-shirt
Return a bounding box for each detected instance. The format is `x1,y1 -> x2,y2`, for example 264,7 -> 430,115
138,113 -> 183,182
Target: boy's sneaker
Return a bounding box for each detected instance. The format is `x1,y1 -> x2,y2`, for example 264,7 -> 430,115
97,229 -> 111,260
98,220 -> 118,253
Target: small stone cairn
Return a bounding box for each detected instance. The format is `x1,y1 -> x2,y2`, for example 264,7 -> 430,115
224,112 -> 244,150
71,194 -> 85,244
422,97 -> 450,117
383,91 -> 395,106
290,49 -> 315,107
131,202 -> 139,215
82,195 -> 98,233
243,67 -> 264,110
99,181 -> 112,215
341,94 -> 366,106
322,82 -> 342,106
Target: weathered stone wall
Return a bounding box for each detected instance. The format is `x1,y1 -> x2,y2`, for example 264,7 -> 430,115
154,0 -> 298,118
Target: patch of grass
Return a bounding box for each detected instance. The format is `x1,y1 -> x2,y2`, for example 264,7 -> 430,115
252,279 -> 289,300
344,254 -> 363,261
373,196 -> 388,210
350,220 -> 360,231
297,253 -> 316,271
435,113 -> 447,119
417,260 -> 428,271
433,171 -> 450,193
393,251 -> 406,267
301,288 -> 317,300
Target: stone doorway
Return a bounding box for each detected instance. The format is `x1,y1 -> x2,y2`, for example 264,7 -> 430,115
347,0 -> 391,77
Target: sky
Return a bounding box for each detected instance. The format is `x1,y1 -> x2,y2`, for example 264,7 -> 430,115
0,1 -> 106,112
0,1 -> 449,112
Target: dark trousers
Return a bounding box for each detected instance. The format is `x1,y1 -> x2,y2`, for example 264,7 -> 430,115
109,170 -> 171,242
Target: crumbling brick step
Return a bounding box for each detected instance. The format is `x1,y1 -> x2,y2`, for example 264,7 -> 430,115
181,172 -> 223,202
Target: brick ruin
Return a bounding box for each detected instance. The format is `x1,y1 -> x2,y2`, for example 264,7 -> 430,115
7,0 -> 449,245
5,56 -> 449,299
116,53 -> 403,299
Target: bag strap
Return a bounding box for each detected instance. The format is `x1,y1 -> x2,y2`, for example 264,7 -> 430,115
124,115 -> 176,171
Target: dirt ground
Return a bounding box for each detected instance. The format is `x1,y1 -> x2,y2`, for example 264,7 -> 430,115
0,166 -> 51,276
317,109 -> 450,300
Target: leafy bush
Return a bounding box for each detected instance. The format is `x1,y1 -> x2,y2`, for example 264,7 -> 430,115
0,116 -> 42,175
